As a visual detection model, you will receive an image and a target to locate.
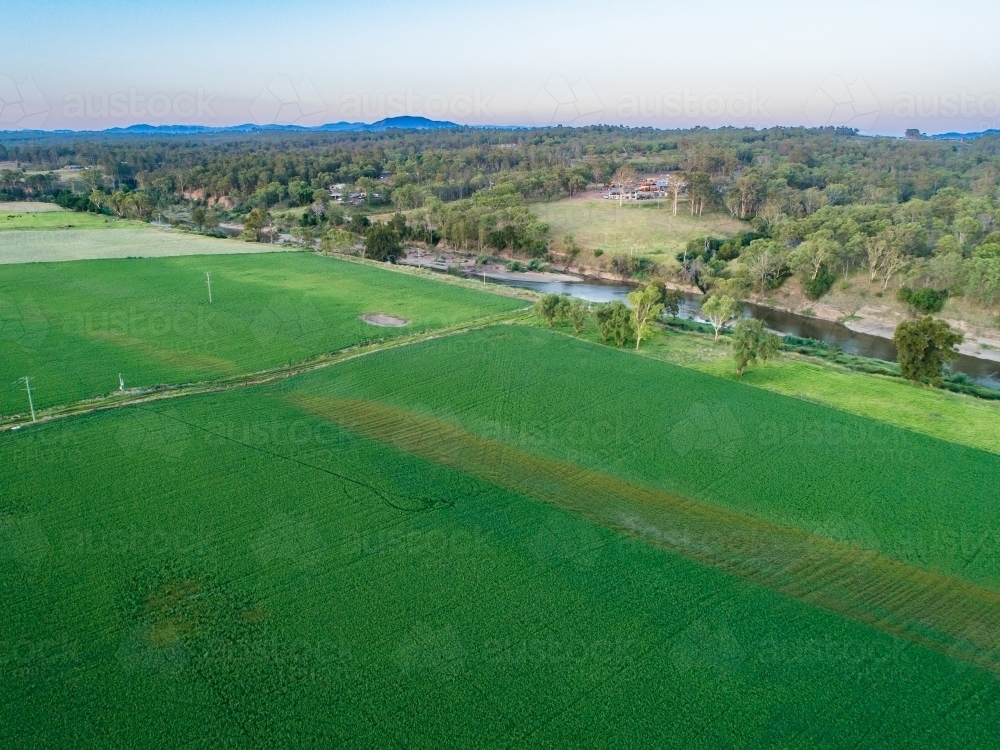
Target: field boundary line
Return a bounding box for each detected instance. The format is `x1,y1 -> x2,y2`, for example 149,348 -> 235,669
317,250 -> 538,301
0,312 -> 530,434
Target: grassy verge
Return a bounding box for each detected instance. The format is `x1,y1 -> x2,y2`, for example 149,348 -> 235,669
533,316 -> 1000,456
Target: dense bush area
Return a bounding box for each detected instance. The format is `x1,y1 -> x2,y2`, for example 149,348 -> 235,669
6,126 -> 1000,300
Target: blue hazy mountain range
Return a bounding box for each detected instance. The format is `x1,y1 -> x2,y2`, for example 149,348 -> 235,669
0,116 -> 466,136
98,116 -> 462,134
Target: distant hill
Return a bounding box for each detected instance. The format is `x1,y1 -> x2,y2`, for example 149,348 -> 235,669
930,128 -> 1000,140
31,116 -> 463,136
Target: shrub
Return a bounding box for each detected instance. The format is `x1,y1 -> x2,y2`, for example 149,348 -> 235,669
893,316 -> 963,382
364,223 -> 403,263
732,318 -> 780,375
535,294 -> 571,326
897,286 -> 948,314
803,265 -> 836,300
567,298 -> 587,333
594,301 -> 633,346
526,258 -> 550,272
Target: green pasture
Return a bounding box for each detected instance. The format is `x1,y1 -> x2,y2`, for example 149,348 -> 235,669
286,325 -> 1000,590
3,346 -> 999,746
0,253 -> 524,415
633,325 -> 1000,455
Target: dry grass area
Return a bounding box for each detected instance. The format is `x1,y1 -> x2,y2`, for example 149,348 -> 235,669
0,227 -> 301,264
754,271 -> 1000,353
532,191 -> 744,262
0,201 -> 66,213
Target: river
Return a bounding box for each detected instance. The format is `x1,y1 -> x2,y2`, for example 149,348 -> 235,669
481,274 -> 1000,389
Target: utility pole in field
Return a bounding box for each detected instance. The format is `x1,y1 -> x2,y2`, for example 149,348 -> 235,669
206,272 -> 212,303
21,376 -> 35,422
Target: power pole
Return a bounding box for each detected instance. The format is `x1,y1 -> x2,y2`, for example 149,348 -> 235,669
21,376 -> 35,422
119,373 -> 125,392
206,272 -> 212,303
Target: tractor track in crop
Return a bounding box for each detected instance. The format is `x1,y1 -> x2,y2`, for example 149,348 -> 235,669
0,311 -> 529,435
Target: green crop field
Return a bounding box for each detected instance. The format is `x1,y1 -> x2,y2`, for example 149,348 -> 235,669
4,328 -> 1000,746
0,253 -> 525,415
532,195 -> 744,259
284,326 -> 1000,590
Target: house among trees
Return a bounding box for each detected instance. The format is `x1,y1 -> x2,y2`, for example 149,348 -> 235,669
328,183 -> 367,205
603,174 -> 683,201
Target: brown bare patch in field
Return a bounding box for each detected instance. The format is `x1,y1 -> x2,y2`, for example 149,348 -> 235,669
142,578 -> 201,648
291,393 -> 1000,675
361,313 -> 409,327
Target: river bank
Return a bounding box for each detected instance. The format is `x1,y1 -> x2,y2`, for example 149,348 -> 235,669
397,245 -> 1000,385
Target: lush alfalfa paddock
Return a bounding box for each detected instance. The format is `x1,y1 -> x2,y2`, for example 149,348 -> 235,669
3,374 -> 1000,747
292,325 -> 1000,591
0,252 -> 523,414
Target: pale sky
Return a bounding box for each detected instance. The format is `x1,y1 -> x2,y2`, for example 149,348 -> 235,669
2,0 -> 999,135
